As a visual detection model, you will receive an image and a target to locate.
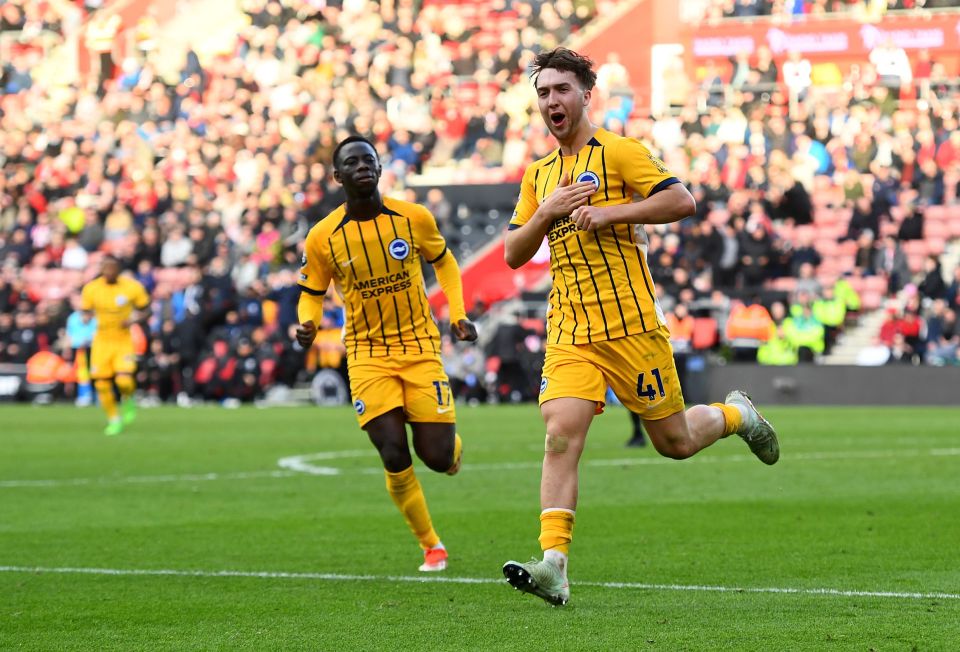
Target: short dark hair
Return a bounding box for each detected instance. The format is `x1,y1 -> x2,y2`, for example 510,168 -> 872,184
530,47 -> 597,91
332,135 -> 377,169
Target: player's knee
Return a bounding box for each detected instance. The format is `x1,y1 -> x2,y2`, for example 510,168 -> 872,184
544,433 -> 570,454
653,436 -> 696,460
94,379 -> 112,392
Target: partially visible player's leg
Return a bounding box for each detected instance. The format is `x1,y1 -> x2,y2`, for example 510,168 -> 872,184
410,422 -> 460,475
90,340 -> 121,435
113,345 -> 139,426
365,408 -> 446,570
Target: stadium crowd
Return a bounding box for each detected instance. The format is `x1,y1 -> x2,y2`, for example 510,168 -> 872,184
2,0 -> 960,405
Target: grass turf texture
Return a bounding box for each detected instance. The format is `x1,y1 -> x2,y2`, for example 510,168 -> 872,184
2,404 -> 959,651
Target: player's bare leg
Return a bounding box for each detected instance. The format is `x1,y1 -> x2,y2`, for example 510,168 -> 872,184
410,422 -> 461,475
643,396 -> 779,465
503,397 -> 593,605
366,409 -> 448,571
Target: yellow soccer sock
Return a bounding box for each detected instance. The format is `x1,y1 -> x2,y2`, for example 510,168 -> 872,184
712,402 -> 743,437
385,466 -> 440,550
115,374 -> 135,399
95,380 -> 118,421
539,508 -> 575,555
446,433 -> 462,475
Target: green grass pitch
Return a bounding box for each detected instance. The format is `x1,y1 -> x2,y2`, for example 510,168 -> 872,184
2,403 -> 959,650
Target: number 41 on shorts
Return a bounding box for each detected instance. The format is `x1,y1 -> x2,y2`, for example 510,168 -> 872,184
636,368 -> 665,401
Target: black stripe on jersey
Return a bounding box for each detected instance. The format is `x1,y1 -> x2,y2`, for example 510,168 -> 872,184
357,222 -> 374,275
426,246 -> 447,264
592,230 -> 628,337
374,298 -> 390,355
334,213 -> 351,232
627,227 -> 657,333
297,284 -> 325,296
404,290 -> 423,354
374,219 -> 405,353
341,228 -> 374,357
575,234 -> 610,340
507,224 -> 521,231
600,147 -> 610,201
621,181 -> 627,199
391,294 -> 406,354
373,219 -> 392,272
583,145 -> 596,205
533,167 -> 541,203
539,157 -> 557,201
406,217 -> 439,356
560,238 -> 588,342
391,218 -> 422,355
328,235 -> 358,357
556,155 -> 565,190
649,177 -> 681,196
611,225 -> 645,331
587,136 -> 601,146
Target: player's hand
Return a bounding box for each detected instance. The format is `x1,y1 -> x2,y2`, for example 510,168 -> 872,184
296,320 -> 317,348
541,173 -> 596,221
451,319 -> 478,342
571,205 -> 612,232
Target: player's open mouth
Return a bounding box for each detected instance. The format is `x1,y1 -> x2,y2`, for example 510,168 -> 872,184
550,112 -> 566,127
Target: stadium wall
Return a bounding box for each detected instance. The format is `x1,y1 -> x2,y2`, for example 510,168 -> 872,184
704,364 -> 960,406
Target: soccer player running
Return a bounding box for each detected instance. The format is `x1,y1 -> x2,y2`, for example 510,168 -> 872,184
501,48 -> 779,606
80,255 -> 150,435
296,136 -> 478,572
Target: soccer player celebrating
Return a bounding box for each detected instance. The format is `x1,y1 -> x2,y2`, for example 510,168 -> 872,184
296,136 -> 478,572
80,255 -> 150,436
501,48 -> 779,606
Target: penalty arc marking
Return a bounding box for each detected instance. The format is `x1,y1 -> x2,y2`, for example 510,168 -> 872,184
0,565 -> 957,601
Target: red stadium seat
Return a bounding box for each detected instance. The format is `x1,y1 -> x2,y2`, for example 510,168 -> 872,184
692,317 -> 718,350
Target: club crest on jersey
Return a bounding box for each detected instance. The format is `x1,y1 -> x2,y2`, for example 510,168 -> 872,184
540,378 -> 548,394
576,171 -> 600,190
388,238 -> 410,260
354,399 -> 366,415
115,295 -> 128,306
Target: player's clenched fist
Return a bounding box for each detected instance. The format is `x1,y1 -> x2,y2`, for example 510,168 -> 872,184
540,173 -> 596,221
571,205 -> 611,231
451,319 -> 478,342
296,320 -> 317,348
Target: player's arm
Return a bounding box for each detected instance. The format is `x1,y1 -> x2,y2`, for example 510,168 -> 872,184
572,139 -> 695,231
123,281 -> 152,328
416,207 -> 477,342
296,235 -> 332,348
80,285 -> 95,323
572,183 -> 696,230
505,168 -> 594,269
431,250 -> 477,342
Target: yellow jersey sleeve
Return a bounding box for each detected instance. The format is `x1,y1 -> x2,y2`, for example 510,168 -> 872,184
129,279 -> 150,309
299,226 -> 333,297
80,282 -> 95,312
614,138 -> 679,199
411,206 -> 448,263
508,164 -> 539,230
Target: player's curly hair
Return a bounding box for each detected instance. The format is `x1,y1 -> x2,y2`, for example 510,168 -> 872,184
529,47 -> 597,91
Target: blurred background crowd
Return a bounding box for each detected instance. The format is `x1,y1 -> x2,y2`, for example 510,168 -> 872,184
1,0 -> 959,405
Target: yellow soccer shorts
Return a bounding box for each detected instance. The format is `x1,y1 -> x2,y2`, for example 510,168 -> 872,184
89,334 -> 137,380
348,353 -> 456,428
539,328 -> 686,420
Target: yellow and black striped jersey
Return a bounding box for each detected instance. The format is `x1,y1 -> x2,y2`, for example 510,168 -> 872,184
80,275 -> 150,336
299,197 -> 447,360
509,128 -> 678,344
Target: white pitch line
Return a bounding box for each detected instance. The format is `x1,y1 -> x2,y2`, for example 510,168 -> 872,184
3,447 -> 959,488
0,469 -> 295,488
0,565 -> 956,601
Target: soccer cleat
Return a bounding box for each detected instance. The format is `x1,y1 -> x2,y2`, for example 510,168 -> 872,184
502,558 -> 570,606
419,547 -> 448,572
104,419 -> 123,436
726,390 -> 779,465
121,398 -> 137,426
